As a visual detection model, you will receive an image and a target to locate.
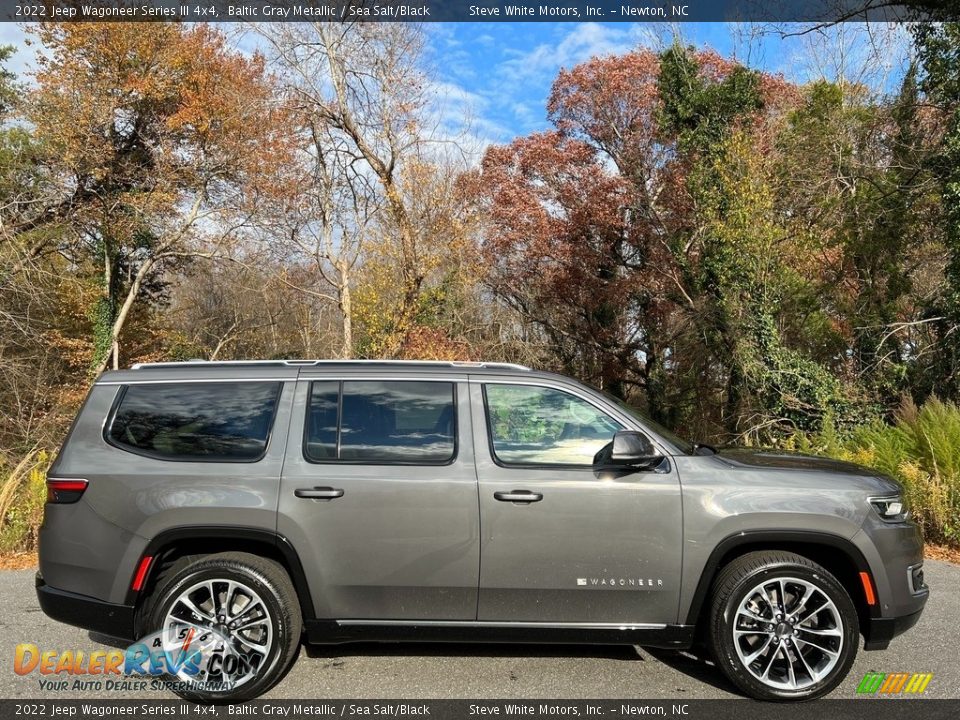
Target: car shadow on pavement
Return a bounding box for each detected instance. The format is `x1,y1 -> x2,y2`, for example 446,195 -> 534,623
304,642 -> 742,696
642,648 -> 743,697
89,632 -> 741,697
89,632 -> 132,648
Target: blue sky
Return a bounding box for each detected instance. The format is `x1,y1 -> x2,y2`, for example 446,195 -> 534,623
422,22 -> 912,145
1,21 -> 912,148
428,22 -> 709,141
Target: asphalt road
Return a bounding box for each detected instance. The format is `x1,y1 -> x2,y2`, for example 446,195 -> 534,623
3,560 -> 957,700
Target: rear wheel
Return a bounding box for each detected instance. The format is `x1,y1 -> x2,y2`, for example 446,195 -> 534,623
707,551 -> 859,701
140,552 -> 302,702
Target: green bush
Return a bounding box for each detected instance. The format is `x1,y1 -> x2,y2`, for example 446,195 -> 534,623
786,398 -> 960,545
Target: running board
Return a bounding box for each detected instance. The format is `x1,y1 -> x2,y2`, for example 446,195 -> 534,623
304,619 -> 695,648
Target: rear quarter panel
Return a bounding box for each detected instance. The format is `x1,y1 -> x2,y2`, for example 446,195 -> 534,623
40,373 -> 296,604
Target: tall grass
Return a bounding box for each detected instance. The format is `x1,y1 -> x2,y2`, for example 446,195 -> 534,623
0,449 -> 49,554
787,398 -> 960,546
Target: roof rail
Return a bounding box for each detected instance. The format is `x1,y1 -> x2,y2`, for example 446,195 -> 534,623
129,359 -> 531,371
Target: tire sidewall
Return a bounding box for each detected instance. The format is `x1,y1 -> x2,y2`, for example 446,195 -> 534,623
714,562 -> 859,701
144,560 -> 293,702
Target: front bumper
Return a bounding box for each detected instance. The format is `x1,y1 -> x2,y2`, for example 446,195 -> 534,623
854,516 -> 929,650
35,572 -> 136,643
863,607 -> 925,650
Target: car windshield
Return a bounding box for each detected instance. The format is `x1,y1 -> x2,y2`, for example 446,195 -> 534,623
601,391 -> 696,455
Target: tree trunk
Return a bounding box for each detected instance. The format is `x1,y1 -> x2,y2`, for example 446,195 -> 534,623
102,245 -> 117,371
91,257 -> 155,377
644,350 -> 668,425
339,281 -> 353,359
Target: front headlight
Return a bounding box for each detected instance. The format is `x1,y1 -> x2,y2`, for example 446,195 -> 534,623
869,495 -> 909,522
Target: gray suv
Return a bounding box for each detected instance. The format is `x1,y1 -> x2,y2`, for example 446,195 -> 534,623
37,360 -> 928,702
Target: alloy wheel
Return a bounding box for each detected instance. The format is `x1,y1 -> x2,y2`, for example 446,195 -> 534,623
162,578 -> 274,691
732,576 -> 844,691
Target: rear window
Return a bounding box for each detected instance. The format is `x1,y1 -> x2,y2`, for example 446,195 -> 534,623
107,382 -> 282,462
304,380 -> 456,464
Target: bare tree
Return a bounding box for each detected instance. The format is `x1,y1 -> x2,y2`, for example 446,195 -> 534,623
256,22 -> 437,356
257,115 -> 377,358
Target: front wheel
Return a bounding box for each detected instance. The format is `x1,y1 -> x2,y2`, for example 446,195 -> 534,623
140,552 -> 302,702
707,551 -> 859,701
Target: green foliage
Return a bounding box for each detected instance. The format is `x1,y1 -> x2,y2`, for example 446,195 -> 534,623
789,398 -> 960,544
657,43 -> 763,157
88,293 -> 114,377
738,313 -> 865,433
657,52 -> 866,439
0,45 -> 17,117
914,24 -> 960,398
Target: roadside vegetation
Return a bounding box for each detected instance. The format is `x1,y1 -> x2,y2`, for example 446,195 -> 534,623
786,399 -> 960,547
2,23 -> 960,554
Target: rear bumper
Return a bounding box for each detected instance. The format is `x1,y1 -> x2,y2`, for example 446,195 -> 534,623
35,572 -> 136,643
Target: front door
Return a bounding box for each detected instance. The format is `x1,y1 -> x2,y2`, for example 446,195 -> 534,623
279,374 -> 479,620
471,378 -> 682,624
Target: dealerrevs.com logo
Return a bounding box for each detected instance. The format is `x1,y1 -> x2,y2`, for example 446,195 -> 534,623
856,672 -> 934,695
14,628 -> 257,693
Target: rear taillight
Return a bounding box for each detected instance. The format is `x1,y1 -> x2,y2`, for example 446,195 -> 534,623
46,478 -> 88,504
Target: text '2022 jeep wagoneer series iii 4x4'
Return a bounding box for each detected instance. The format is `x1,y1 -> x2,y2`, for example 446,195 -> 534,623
36,360 -> 928,702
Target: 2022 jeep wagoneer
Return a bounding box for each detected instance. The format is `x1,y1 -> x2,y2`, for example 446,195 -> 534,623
37,360 -> 928,702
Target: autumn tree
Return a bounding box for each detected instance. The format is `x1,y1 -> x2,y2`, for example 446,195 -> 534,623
475,44 -> 881,438
22,23 -> 290,376
352,153 -> 484,360
474,132 -> 645,399
476,49 -> 759,426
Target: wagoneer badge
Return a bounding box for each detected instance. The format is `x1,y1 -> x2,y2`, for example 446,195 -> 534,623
577,577 -> 664,588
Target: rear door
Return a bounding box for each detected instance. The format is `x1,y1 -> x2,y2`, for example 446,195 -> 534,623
279,371 -> 479,620
471,377 -> 683,624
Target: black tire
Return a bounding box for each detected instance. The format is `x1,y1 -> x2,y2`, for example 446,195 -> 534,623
139,551 -> 302,702
707,551 -> 858,701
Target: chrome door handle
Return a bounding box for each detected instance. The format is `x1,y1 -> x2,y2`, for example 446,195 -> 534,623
295,487 -> 344,501
494,490 -> 543,504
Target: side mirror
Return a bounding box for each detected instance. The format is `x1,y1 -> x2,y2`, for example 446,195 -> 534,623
610,430 -> 662,466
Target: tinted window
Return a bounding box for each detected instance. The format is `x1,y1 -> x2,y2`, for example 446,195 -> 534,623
108,382 -> 281,461
304,380 -> 456,464
484,384 -> 622,466
305,381 -> 340,460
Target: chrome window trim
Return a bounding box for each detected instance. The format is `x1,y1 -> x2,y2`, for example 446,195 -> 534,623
97,377 -> 293,385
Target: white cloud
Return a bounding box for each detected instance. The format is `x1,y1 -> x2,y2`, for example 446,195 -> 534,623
497,23 -> 650,85
467,22 -> 665,141
427,77 -> 513,160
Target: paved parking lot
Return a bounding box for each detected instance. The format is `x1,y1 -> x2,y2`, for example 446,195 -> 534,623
2,560 -> 957,699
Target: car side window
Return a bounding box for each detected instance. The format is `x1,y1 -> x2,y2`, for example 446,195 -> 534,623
304,380 -> 456,465
107,381 -> 282,462
483,384 -> 623,466
305,381 -> 339,460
